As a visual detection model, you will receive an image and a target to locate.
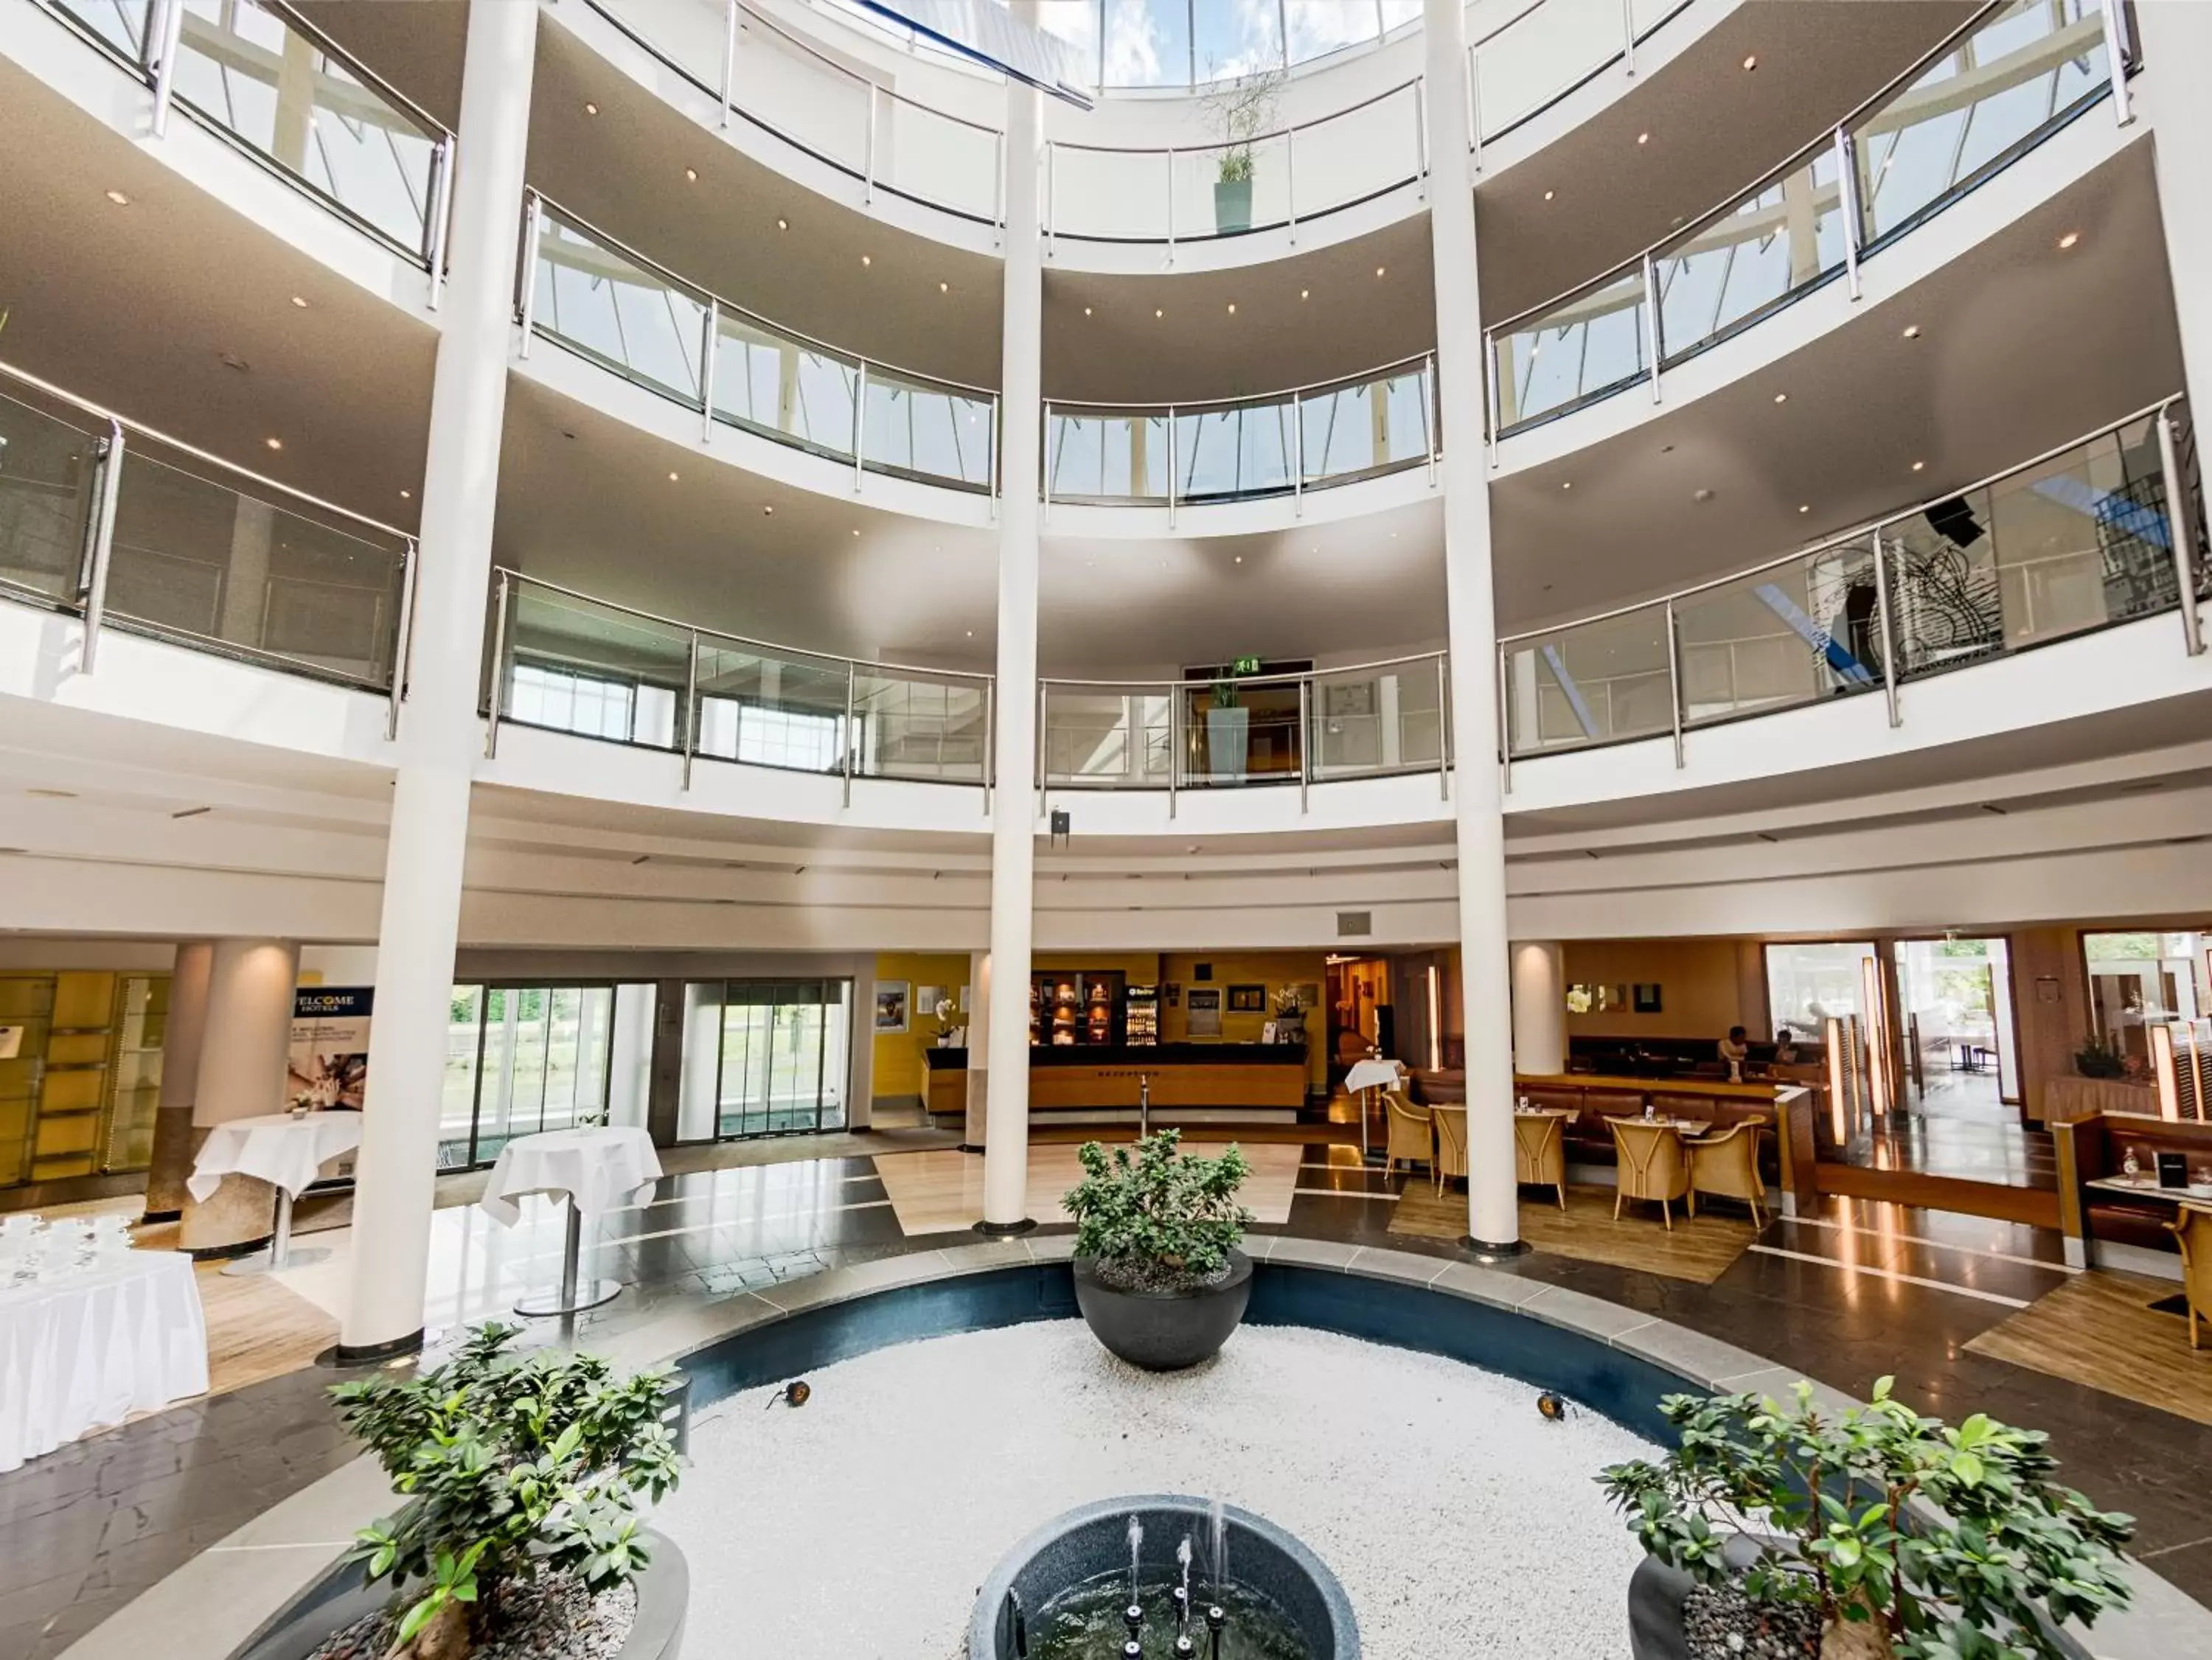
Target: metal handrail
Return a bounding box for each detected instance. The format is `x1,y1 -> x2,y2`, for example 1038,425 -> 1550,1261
1489,0 -> 2031,335
1041,649 -> 1447,692
0,357 -> 415,543
737,0 -> 1001,138
527,192 -> 1001,400
1046,74 -> 1424,159
1047,352 -> 1434,416
495,567 -> 993,686
259,0 -> 454,144
1498,395 -> 2185,646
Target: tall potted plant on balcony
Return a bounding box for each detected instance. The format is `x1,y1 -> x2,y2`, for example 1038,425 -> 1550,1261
1205,666 -> 1250,782
1200,66 -> 1284,235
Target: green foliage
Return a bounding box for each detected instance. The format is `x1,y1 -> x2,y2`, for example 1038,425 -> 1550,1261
1199,63 -> 1284,186
2073,1036 -> 2126,1079
1063,1129 -> 1253,1292
1596,1378 -> 2134,1659
331,1322 -> 681,1650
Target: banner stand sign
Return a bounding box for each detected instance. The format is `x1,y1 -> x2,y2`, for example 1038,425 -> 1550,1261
290,988 -> 373,1183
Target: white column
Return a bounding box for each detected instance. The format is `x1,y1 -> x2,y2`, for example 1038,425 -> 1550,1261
341,0 -> 537,1359
1509,941 -> 1565,1078
846,963 -> 875,1129
179,938 -> 299,1254
964,949 -> 991,1151
2140,6 -> 2212,411
218,498 -> 274,650
1425,0 -> 1519,1252
142,940 -> 212,1219
980,15 -> 1043,1234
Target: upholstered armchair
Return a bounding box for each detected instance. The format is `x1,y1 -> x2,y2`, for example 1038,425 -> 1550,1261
1433,1104 -> 1469,1196
1607,1117 -> 1690,1228
1687,1123 -> 1767,1227
1382,1089 -> 1433,1183
1513,1112 -> 1567,1210
2172,1202 -> 2212,1351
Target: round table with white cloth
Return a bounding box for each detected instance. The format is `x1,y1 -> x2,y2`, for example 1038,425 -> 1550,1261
477,1126 -> 662,1318
188,1111 -> 364,1274
0,1250 -> 209,1473
1342,1057 -> 1408,1162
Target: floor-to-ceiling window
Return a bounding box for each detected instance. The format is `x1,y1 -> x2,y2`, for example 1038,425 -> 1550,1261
1762,941 -> 1877,1039
1895,936 -> 2019,1112
438,982 -> 657,1170
2082,930 -> 2212,1064
676,980 -> 852,1141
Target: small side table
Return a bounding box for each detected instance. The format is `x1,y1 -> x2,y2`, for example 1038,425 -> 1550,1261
1342,1058 -> 1405,1164
187,1112 -> 364,1276
478,1125 -> 662,1319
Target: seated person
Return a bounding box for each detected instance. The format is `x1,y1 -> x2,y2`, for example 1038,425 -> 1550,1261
1717,1025 -> 1751,1083
1773,1025 -> 1798,1066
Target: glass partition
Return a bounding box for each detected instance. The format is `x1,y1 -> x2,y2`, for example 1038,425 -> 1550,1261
1674,537 -> 1882,728
1493,265 -> 1647,432
851,668 -> 990,781
874,93 -> 1001,221
1854,0 -> 2112,247
52,0 -> 149,56
1474,0 -> 1624,139
1656,146 -> 1847,363
164,0 -> 442,257
1047,410 -> 1169,503
1040,686 -> 1174,787
860,366 -> 994,491
693,639 -> 849,772
0,391 -> 101,607
532,209 -> 709,407
1051,146 -> 1172,243
1308,660 -> 1446,778
1291,84 -> 1424,221
1300,362 -> 1432,487
501,580 -> 688,747
103,452 -> 405,686
1502,607 -> 1673,753
1175,401 -> 1294,502
712,312 -> 858,461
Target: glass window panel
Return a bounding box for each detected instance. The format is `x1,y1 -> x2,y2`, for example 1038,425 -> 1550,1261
1309,663 -> 1444,778
1286,0 -> 1380,66
678,981 -> 724,1142
1299,365 -> 1430,487
504,582 -> 689,747
853,672 -> 989,781
1175,402 -> 1293,501
1194,0 -> 1282,80
439,986 -> 484,1169
1764,943 -> 1877,1034
1104,0 -> 1192,88
606,985 -> 656,1132
506,986 -> 550,1144
1042,688 -> 1173,784
863,369 -> 993,489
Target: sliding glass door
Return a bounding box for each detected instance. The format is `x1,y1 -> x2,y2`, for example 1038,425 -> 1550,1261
677,979 -> 852,1141
439,983 -> 657,1169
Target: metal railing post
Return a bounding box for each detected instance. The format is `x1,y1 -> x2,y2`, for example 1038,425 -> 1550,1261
1046,142 -> 1057,259
2157,408 -> 2205,655
1436,652 -> 1450,800
149,0 -> 186,139
1484,334 -> 1500,467
2101,0 -> 2133,126
1871,526 -> 1902,728
1166,406 -> 1178,529
1642,251 -> 1662,403
517,192 -> 543,358
1621,0 -> 1637,74
863,83 -> 878,206
1298,674 -> 1311,813
681,630 -> 700,788
1834,125 -> 1863,301
842,658 -> 858,806
385,536 -> 420,742
990,394 -> 1003,509
484,570 -> 511,759
1166,147 -> 1176,264
852,361 -> 867,491
993,130 -> 1006,246
1034,681 -> 1048,796
1291,389 -> 1304,514
1425,352 -> 1439,486
699,299 -> 719,442
1040,399 -> 1051,523
1464,57 -> 1477,175
76,421 -> 125,673
982,676 -> 995,815
423,133 -> 453,308
1286,125 -> 1298,245
720,0 -> 738,130
1494,646 -> 1511,795
1415,76 -> 1433,194
1167,683 -> 1180,817
1664,599 -> 1685,768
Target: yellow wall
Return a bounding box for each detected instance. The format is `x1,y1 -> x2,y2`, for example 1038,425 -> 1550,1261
1160,950 -> 1329,1092
870,952 -> 973,1103
1560,940 -> 1765,1039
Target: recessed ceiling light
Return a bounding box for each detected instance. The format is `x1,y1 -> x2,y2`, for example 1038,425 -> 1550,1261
1798,503 -> 1810,514
684,167 -> 698,182
264,436 -> 282,450
861,254 -> 872,266
1637,132 -> 1650,145
851,528 -> 860,537
1902,324 -> 1921,339
289,295 -> 308,308
1559,481 -> 1572,491
584,101 -> 599,115
1226,302 -> 1236,314
668,470 -> 679,481
1742,54 -> 1757,70
1543,189 -> 1555,200
776,217 -> 788,231
400,489 -> 411,500
762,503 -> 773,515
1234,554 -> 1242,563
1911,460 -> 1926,472
104,189 -> 130,206
1374,265 -> 1385,277
1155,308 -> 1164,318
938,280 -> 950,293
1773,391 -> 1788,404
1083,305 -> 1093,315
2057,230 -> 2079,249
1299,288 -> 1310,299
966,629 -> 974,637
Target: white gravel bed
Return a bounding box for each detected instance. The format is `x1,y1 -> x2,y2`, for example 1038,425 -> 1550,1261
653,1320 -> 1658,1659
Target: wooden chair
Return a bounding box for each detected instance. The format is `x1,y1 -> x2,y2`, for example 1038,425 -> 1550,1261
1382,1089 -> 1433,1184
1607,1117 -> 1690,1229
1687,1123 -> 1767,1227
1513,1112 -> 1566,1210
1433,1104 -> 1468,1196
2171,1202 -> 2212,1352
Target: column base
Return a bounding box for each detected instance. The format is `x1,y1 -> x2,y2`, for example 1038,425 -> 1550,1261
1460,1235 -> 1531,1263
139,1208 -> 181,1225
324,1328 -> 425,1368
957,1143 -> 986,1155
186,1234 -> 272,1263
975,1217 -> 1037,1237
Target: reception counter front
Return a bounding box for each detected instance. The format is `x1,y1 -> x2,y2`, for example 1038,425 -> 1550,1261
924,1043 -> 1310,1126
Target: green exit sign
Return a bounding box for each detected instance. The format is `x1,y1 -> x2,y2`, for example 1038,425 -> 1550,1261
1231,655 -> 1262,676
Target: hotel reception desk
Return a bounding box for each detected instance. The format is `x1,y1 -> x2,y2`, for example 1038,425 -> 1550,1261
925,1044 -> 1309,1123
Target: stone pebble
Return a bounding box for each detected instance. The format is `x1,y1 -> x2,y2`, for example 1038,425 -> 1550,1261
304,1572 -> 638,1660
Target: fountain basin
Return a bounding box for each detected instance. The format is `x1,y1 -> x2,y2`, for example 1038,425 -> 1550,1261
970,1494 -> 1357,1660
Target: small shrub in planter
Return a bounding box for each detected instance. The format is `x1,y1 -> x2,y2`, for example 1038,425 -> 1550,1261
1597,1377 -> 2133,1660
329,1322 -> 681,1660
2073,1036 -> 2126,1080
1063,1131 -> 1256,1368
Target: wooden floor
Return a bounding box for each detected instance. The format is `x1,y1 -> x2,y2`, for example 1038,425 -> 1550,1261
1390,1183 -> 1758,1284
873,1142 -> 1300,1234
1966,1270 -> 2212,1427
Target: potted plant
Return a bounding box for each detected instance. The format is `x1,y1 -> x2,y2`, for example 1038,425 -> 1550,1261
1598,1376 -> 2133,1660
1199,66 -> 1284,234
2073,1035 -> 2126,1079
1271,985 -> 1307,1047
1064,1129 -> 1255,1370
238,1323 -> 689,1660
1206,669 -> 1249,781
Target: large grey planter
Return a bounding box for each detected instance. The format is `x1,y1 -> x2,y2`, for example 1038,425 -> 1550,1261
1072,1250 -> 1253,1370
1214,177 -> 1253,233
1205,705 -> 1250,781
228,1529 -> 688,1660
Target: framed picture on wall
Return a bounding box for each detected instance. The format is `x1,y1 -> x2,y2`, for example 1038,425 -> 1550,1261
1187,988 -> 1222,1036
875,982 -> 910,1033
917,986 -> 943,1016
1633,983 -> 1663,1014
1228,985 -> 1266,1013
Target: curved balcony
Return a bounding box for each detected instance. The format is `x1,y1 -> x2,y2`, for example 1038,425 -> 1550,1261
0,358 -> 416,723
1499,398 -> 2206,767
521,193 -> 1001,495
1486,0 -> 2132,444
40,0 -> 454,277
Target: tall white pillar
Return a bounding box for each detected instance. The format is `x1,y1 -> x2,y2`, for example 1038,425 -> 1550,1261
142,939 -> 212,1220
2140,6 -> 2212,416
179,938 -> 299,1255
964,949 -> 992,1152
1509,941 -> 1565,1078
980,14 -> 1043,1235
341,0 -> 538,1359
1424,0 -> 1520,1253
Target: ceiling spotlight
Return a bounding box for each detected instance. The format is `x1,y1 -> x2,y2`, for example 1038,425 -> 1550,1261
584,101 -> 599,115
2057,230 -> 2080,250
1902,324 -> 1921,339
762,503 -> 774,515
400,489 -> 411,500
1083,305 -> 1093,315
939,280 -> 949,292
860,254 -> 872,266
684,167 -> 698,182
1798,503 -> 1810,514
776,217 -> 789,231
1300,287 -> 1310,299
1374,265 -> 1385,277
1742,53 -> 1757,69
264,436 -> 282,450
851,528 -> 860,537
1226,301 -> 1237,314
1234,554 -> 1242,563
668,470 -> 679,481
1773,391 -> 1788,404
1543,189 -> 1555,201
104,189 -> 131,205
1637,131 -> 1650,145
966,629 -> 975,637
1911,460 -> 1926,472
289,295 -> 308,308
1155,307 -> 1164,318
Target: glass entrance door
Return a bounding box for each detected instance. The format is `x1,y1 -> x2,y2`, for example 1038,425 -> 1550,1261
439,983 -> 657,1169
677,979 -> 852,1140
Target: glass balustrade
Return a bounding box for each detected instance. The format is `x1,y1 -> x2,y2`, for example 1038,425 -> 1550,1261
1503,408 -> 2202,759
1492,265 -> 1648,433
1040,687 -> 1175,787
1473,0 -> 1623,139
528,200 -> 995,493
1656,146 -> 1848,365
1301,361 -> 1433,487
1046,411 -> 1170,504
501,581 -> 690,748
0,392 -> 102,609
852,669 -> 991,781
1307,661 -> 1447,778
53,0 -> 148,56
1176,402 -> 1295,503
1050,146 -> 1172,243
1290,84 -> 1425,223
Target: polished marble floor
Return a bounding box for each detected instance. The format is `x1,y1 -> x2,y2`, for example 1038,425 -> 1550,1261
4,1138 -> 2211,1659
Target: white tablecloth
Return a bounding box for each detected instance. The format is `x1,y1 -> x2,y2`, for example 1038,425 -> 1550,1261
0,1250 -> 209,1473
187,1112 -> 365,1202
478,1126 -> 663,1228
1343,1059 -> 1406,1094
